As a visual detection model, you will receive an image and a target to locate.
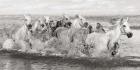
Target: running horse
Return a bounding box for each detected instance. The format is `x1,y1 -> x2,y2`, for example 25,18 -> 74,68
85,17 -> 133,57
2,15 -> 34,51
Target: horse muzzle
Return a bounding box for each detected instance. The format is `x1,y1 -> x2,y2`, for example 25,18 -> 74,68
127,32 -> 133,38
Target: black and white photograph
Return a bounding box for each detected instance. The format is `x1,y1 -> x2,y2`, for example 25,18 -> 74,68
0,0 -> 139,70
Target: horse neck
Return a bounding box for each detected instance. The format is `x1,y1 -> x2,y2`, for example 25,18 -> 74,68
75,18 -> 81,23
23,24 -> 29,33
107,24 -> 121,42
21,25 -> 30,39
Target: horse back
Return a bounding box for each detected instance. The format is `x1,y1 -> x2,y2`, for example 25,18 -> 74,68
54,27 -> 68,38
71,28 -> 89,43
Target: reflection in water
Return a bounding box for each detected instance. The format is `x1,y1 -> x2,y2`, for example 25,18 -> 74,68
0,56 -> 32,70
1,55 -> 140,70
0,30 -> 140,70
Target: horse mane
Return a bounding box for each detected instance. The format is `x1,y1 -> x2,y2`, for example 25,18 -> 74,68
108,25 -> 117,30
104,23 -> 119,32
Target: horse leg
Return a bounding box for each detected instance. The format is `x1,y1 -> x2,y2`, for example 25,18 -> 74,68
107,41 -> 118,56
107,40 -> 114,51
111,42 -> 119,56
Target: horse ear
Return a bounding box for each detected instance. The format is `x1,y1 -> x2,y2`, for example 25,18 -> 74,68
126,17 -> 129,21
120,17 -> 128,25
44,16 -> 50,22
24,15 -> 31,25
120,18 -> 125,25
24,15 -> 31,21
44,16 -> 48,19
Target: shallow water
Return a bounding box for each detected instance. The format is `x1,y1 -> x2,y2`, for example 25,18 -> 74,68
0,30 -> 140,70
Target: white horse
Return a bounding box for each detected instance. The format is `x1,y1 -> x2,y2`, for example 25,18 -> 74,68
53,22 -> 93,57
14,15 -> 32,40
2,15 -> 33,51
85,17 -> 133,57
27,16 -> 53,53
69,22 -> 107,57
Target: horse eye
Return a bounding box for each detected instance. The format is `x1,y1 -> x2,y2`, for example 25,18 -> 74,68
123,25 -> 126,27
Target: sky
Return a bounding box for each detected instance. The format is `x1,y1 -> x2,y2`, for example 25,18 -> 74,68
0,0 -> 139,15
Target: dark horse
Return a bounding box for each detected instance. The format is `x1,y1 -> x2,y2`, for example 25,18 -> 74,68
56,18 -> 72,28
48,18 -> 72,37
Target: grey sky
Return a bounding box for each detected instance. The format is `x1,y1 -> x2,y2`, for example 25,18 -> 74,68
0,0 -> 139,15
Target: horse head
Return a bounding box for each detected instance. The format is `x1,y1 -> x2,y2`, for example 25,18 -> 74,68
95,23 -> 106,33
24,15 -> 33,33
32,17 -> 49,34
38,17 -> 48,33
44,16 -> 50,26
83,22 -> 89,28
119,17 -> 133,38
87,25 -> 93,33
79,15 -> 87,26
73,14 -> 88,28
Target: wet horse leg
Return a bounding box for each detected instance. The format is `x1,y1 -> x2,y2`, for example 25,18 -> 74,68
111,42 -> 120,56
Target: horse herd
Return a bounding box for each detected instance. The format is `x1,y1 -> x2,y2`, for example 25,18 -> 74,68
1,15 -> 133,58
